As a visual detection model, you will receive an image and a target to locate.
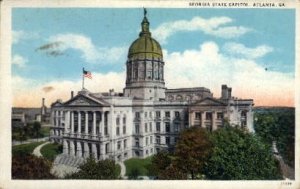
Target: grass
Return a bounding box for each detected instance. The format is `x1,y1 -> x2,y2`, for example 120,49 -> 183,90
12,141 -> 44,156
115,164 -> 121,177
40,142 -> 63,161
124,156 -> 153,176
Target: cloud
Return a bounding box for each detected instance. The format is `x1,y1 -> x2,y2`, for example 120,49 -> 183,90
152,16 -> 252,44
12,72 -> 126,107
37,33 -> 127,63
164,41 -> 294,106
12,30 -> 39,44
12,42 -> 294,107
223,42 -> 274,59
12,54 -> 27,67
42,86 -> 55,93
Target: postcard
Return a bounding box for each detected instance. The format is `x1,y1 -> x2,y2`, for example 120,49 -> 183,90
0,0 -> 299,189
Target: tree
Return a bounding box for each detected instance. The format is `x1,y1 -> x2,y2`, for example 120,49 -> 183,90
32,121 -> 42,139
174,127 -> 212,179
204,126 -> 282,180
12,154 -> 55,179
65,157 -> 119,179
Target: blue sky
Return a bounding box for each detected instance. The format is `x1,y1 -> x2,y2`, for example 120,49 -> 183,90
12,8 -> 295,107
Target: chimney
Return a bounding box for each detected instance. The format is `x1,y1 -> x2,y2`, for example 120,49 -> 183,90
41,98 -> 46,115
228,87 -> 232,99
109,89 -> 115,96
221,85 -> 228,99
71,91 -> 74,98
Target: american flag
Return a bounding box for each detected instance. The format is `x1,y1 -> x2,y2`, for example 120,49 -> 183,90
83,69 -> 92,79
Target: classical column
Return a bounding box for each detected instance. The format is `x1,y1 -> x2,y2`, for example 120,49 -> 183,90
201,112 -> 205,128
100,144 -> 105,160
93,112 -> 96,135
64,111 -> 69,133
84,143 -> 90,158
100,111 -> 104,136
70,111 -> 74,133
77,141 -> 82,158
78,111 -> 81,134
70,140 -> 75,156
85,112 -> 88,134
92,143 -> 97,159
55,111 -> 59,127
63,140 -> 68,154
212,111 -> 217,131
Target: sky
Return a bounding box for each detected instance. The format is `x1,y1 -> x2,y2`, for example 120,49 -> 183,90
12,8 -> 295,107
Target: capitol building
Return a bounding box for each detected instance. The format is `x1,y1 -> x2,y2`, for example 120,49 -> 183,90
50,10 -> 254,167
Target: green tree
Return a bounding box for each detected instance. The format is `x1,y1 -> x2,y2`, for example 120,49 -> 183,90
12,154 -> 55,179
204,126 -> 282,180
128,167 -> 140,180
174,127 -> 212,179
65,157 -> 119,179
32,121 -> 42,138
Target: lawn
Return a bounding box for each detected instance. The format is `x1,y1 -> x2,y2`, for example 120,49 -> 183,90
115,164 -> 121,177
124,156 -> 153,176
40,142 -> 63,161
12,141 -> 44,156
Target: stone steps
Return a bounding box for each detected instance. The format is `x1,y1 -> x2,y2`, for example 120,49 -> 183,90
54,154 -> 85,168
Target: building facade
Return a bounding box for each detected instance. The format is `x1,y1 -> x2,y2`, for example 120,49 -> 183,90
50,11 -> 254,166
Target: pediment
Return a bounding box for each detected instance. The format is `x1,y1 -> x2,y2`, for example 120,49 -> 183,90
51,101 -> 63,107
64,95 -> 106,106
192,97 -> 226,106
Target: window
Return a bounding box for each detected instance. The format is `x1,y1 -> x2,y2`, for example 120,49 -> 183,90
165,111 -> 170,118
150,136 -> 153,144
166,137 -> 170,145
104,126 -> 108,135
145,112 -> 147,118
149,122 -> 152,132
146,137 -> 149,145
165,122 -> 170,133
116,117 -> 120,125
175,111 -> 180,118
135,112 -> 140,118
123,126 -> 126,134
206,112 -> 212,120
156,122 -> 161,132
135,124 -> 139,134
135,138 -> 139,147
123,117 -> 126,124
156,136 -> 161,144
105,143 -> 109,154
147,71 -> 152,79
124,139 -> 127,149
117,141 -> 121,150
156,111 -> 161,118
145,123 -> 148,133
146,150 -> 149,155
174,123 -> 179,132
149,112 -> 152,118
217,112 -> 223,119
116,127 -> 120,135
195,112 -> 201,120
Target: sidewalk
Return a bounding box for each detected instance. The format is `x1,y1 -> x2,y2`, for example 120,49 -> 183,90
32,141 -> 50,157
12,137 -> 49,146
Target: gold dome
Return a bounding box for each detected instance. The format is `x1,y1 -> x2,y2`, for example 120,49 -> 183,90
128,12 -> 163,59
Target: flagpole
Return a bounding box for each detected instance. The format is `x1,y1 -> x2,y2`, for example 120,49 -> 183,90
82,67 -> 84,90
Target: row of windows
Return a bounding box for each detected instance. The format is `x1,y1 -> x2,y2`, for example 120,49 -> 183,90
195,112 -> 224,120
117,139 -> 127,150
134,136 -> 178,147
134,122 -> 180,134
116,117 -> 126,125
135,111 -> 181,119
